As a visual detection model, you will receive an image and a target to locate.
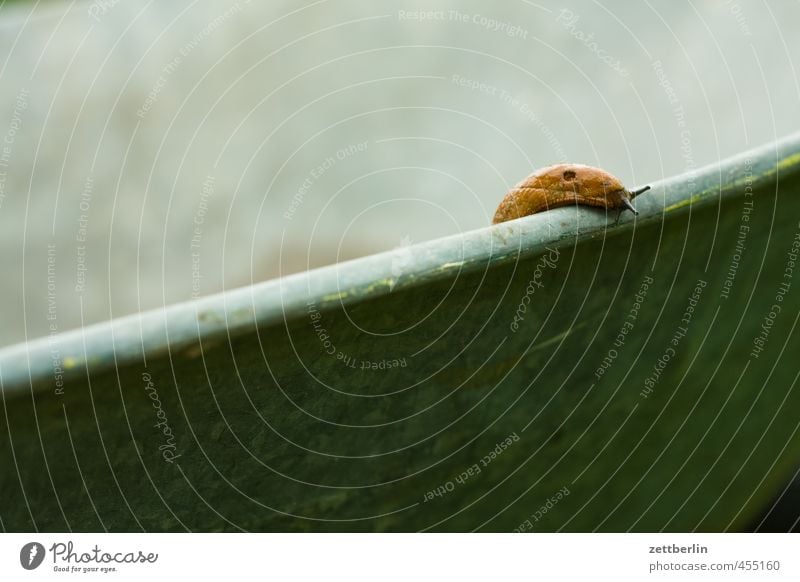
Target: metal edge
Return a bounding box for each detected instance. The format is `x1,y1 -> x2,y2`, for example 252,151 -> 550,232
2,132 -> 800,394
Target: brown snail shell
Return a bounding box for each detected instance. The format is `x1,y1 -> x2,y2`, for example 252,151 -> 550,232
492,164 -> 650,224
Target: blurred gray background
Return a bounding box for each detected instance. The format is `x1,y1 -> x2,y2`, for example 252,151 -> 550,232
0,0 -> 798,346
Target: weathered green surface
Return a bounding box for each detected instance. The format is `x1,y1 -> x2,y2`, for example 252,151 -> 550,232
2,136 -> 800,531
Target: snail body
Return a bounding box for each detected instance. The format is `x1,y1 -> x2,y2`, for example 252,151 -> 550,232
492,164 -> 650,224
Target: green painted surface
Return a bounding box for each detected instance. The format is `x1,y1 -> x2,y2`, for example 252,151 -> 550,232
2,142 -> 800,532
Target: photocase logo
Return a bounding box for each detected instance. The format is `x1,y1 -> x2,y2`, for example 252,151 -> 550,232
20,542 -> 45,570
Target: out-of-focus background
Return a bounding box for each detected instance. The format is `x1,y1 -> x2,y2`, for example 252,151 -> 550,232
0,0 -> 798,347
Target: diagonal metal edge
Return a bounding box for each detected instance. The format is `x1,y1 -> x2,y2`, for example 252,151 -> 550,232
2,132 -> 800,394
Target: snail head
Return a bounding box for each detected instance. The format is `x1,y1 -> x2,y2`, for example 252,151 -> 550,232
621,185 -> 651,215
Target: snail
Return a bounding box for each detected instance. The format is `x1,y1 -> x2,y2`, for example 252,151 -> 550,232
492,164 -> 650,224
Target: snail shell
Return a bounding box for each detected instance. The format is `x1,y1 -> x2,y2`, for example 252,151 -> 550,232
492,164 -> 650,224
